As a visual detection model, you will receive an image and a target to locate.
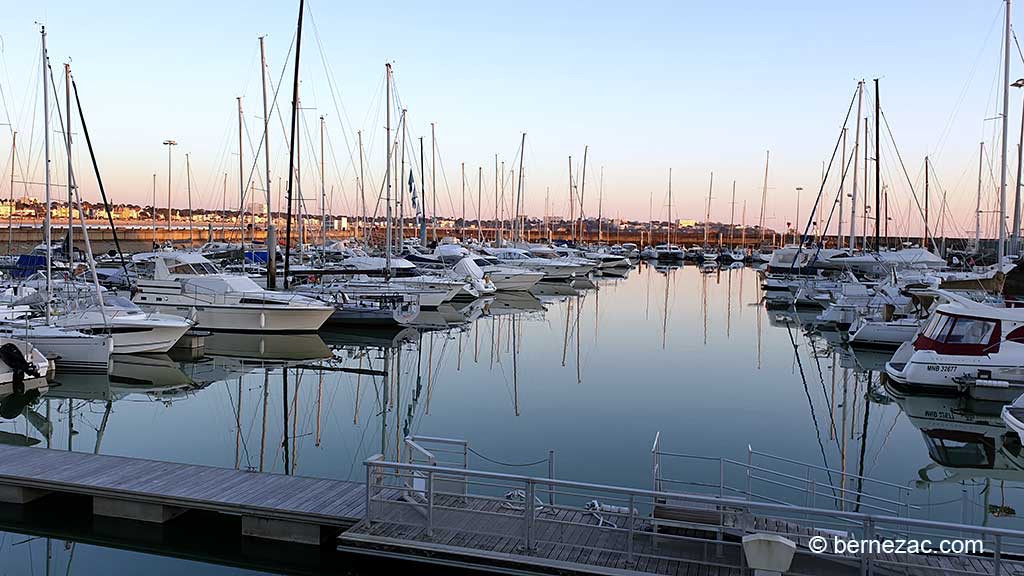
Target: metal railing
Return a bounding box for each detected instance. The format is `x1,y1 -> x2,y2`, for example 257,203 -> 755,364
363,455 -> 1024,576
652,433 -> 918,518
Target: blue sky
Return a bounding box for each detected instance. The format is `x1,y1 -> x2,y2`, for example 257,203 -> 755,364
0,1 -> 1017,238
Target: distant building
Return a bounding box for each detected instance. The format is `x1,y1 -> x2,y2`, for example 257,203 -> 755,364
676,219 -> 697,227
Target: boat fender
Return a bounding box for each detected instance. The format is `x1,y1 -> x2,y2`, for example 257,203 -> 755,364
259,312 -> 266,329
0,343 -> 40,389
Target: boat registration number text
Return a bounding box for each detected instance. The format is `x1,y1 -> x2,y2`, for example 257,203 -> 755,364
926,365 -> 957,373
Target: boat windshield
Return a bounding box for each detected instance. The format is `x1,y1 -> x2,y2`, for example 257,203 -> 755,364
922,313 -> 996,345
76,294 -> 142,312
168,262 -> 219,275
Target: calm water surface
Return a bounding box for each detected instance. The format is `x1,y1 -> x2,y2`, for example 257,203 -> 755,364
1,263 -> 1019,573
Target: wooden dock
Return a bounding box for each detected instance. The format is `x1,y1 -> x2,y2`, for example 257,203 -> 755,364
0,444 -> 366,544
2,444 -> 1023,575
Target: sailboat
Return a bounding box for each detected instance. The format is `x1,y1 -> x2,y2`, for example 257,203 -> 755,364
654,169 -> 685,260
6,28 -> 113,373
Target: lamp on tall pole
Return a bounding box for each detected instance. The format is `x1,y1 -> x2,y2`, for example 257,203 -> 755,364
163,139 -> 177,237
1010,77 -> 1024,257
794,186 -> 804,244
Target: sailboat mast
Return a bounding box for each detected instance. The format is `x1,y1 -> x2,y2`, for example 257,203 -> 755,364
431,123 -> 437,242
494,155 -> 500,245
999,0 -> 1012,262
838,127 -> 845,249
260,36 -> 275,289
667,168 -> 672,245
42,26 -> 52,323
398,108 -> 407,252
729,180 -> 736,245
704,172 -> 713,246
579,146 -> 588,244
320,115 -> 326,249
65,63 -> 72,265
862,116 -> 869,250
297,98 -> 303,251
419,136 -> 426,245
238,96 -> 245,265
598,166 -> 604,243
516,132 -> 526,243
384,64 -> 392,274
568,156 -> 574,244
358,130 -> 366,243
759,151 -> 769,244
976,141 -> 984,251
924,157 -> 929,248
874,78 -> 881,251
741,200 -> 747,247
282,0 -> 305,289
850,81 -> 863,251
7,131 -> 14,253
186,153 -> 194,246
459,162 -> 465,239
477,166 -> 482,243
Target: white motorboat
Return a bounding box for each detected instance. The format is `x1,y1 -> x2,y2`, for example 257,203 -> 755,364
886,291 -> 1024,398
54,295 -> 193,354
484,247 -> 585,280
654,244 -> 686,260
470,256 -> 545,291
320,244 -> 419,277
530,245 -> 600,275
302,277 -> 458,308
131,251 -> 333,333
723,249 -> 746,263
0,321 -> 111,373
315,292 -> 420,326
766,246 -> 847,275
849,317 -> 923,349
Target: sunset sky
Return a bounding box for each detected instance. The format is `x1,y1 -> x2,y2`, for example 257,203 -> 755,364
0,1 -> 1019,238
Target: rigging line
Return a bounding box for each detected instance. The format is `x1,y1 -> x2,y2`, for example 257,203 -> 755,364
923,160 -> 970,240
879,108 -> 941,253
932,6 -> 1004,163
234,30 -> 296,227
305,2 -> 359,187
323,114 -> 355,216
790,83 -> 858,273
817,144 -> 857,241
1014,26 -> 1024,66
431,131 -> 459,219
784,321 -> 840,501
806,333 -> 839,441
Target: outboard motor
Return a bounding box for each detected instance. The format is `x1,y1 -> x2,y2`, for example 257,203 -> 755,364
0,343 -> 40,392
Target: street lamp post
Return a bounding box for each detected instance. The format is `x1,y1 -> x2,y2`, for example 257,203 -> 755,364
794,187 -> 804,244
163,139 -> 177,239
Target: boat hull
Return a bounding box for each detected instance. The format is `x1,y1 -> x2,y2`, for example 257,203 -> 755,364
139,302 -> 332,333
